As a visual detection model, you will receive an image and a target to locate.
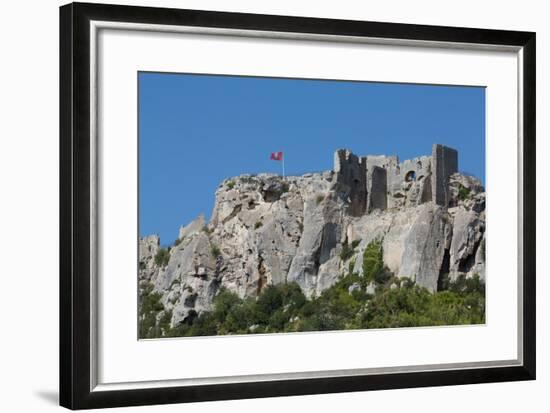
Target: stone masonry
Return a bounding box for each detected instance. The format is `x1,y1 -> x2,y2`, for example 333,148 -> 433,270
333,143 -> 458,214
432,144 -> 459,207
333,150 -> 367,216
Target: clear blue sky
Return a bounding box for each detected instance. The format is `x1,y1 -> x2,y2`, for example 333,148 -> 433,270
139,72 -> 485,244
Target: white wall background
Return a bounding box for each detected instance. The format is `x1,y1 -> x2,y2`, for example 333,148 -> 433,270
0,0 -> 545,411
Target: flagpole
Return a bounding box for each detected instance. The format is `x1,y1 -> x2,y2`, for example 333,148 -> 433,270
282,154 -> 285,180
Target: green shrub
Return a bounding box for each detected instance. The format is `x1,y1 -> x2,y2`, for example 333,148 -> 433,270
437,272 -> 451,291
254,221 -> 263,229
340,243 -> 354,261
138,283 -> 166,338
158,248 -> 485,337
212,288 -> 242,321
340,239 -> 361,261
362,240 -> 386,284
174,237 -> 182,246
361,281 -> 485,329
458,184 -> 471,201
316,194 -> 324,205
448,273 -> 485,296
154,248 -> 170,267
158,309 -> 172,334
226,180 -> 236,190
348,258 -> 356,275
210,244 -> 221,258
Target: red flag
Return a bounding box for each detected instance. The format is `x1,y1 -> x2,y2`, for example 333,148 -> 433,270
270,151 -> 283,161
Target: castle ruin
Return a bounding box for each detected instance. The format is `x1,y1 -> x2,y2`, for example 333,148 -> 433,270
333,144 -> 458,215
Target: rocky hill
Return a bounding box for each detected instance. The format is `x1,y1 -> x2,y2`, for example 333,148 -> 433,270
139,144 -> 485,333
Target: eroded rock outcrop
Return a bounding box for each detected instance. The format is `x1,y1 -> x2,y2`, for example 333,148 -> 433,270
139,144 -> 486,328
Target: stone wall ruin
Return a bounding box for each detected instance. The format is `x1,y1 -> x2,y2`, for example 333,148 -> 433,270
333,143 -> 458,214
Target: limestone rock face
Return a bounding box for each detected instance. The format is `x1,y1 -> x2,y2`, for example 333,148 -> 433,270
287,190 -> 346,297
448,173 -> 485,212
398,205 -> 452,291
448,208 -> 485,281
139,234 -> 159,261
140,146 -> 486,328
138,235 -> 162,285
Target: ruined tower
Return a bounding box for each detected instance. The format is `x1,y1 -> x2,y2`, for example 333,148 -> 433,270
333,150 -> 367,216
333,143 -> 458,214
431,144 -> 458,207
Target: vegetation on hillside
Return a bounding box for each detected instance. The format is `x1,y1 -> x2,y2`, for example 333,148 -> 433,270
458,184 -> 471,201
138,283 -> 172,338
154,247 -> 170,267
139,240 -> 485,339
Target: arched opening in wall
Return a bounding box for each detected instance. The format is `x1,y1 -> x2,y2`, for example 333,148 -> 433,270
405,170 -> 416,182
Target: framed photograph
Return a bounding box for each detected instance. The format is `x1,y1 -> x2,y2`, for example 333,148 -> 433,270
60,2 -> 536,409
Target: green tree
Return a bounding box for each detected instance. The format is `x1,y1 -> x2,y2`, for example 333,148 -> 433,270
158,259 -> 485,337
458,184 -> 471,201
154,248 -> 170,267
362,240 -> 387,284
138,283 -> 166,338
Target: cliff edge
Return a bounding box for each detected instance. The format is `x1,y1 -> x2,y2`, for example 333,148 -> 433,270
139,144 -> 486,329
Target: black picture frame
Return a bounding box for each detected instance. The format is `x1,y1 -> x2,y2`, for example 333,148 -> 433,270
60,2 -> 536,410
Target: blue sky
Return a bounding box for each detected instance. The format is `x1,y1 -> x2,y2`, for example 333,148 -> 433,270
139,72 -> 485,244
